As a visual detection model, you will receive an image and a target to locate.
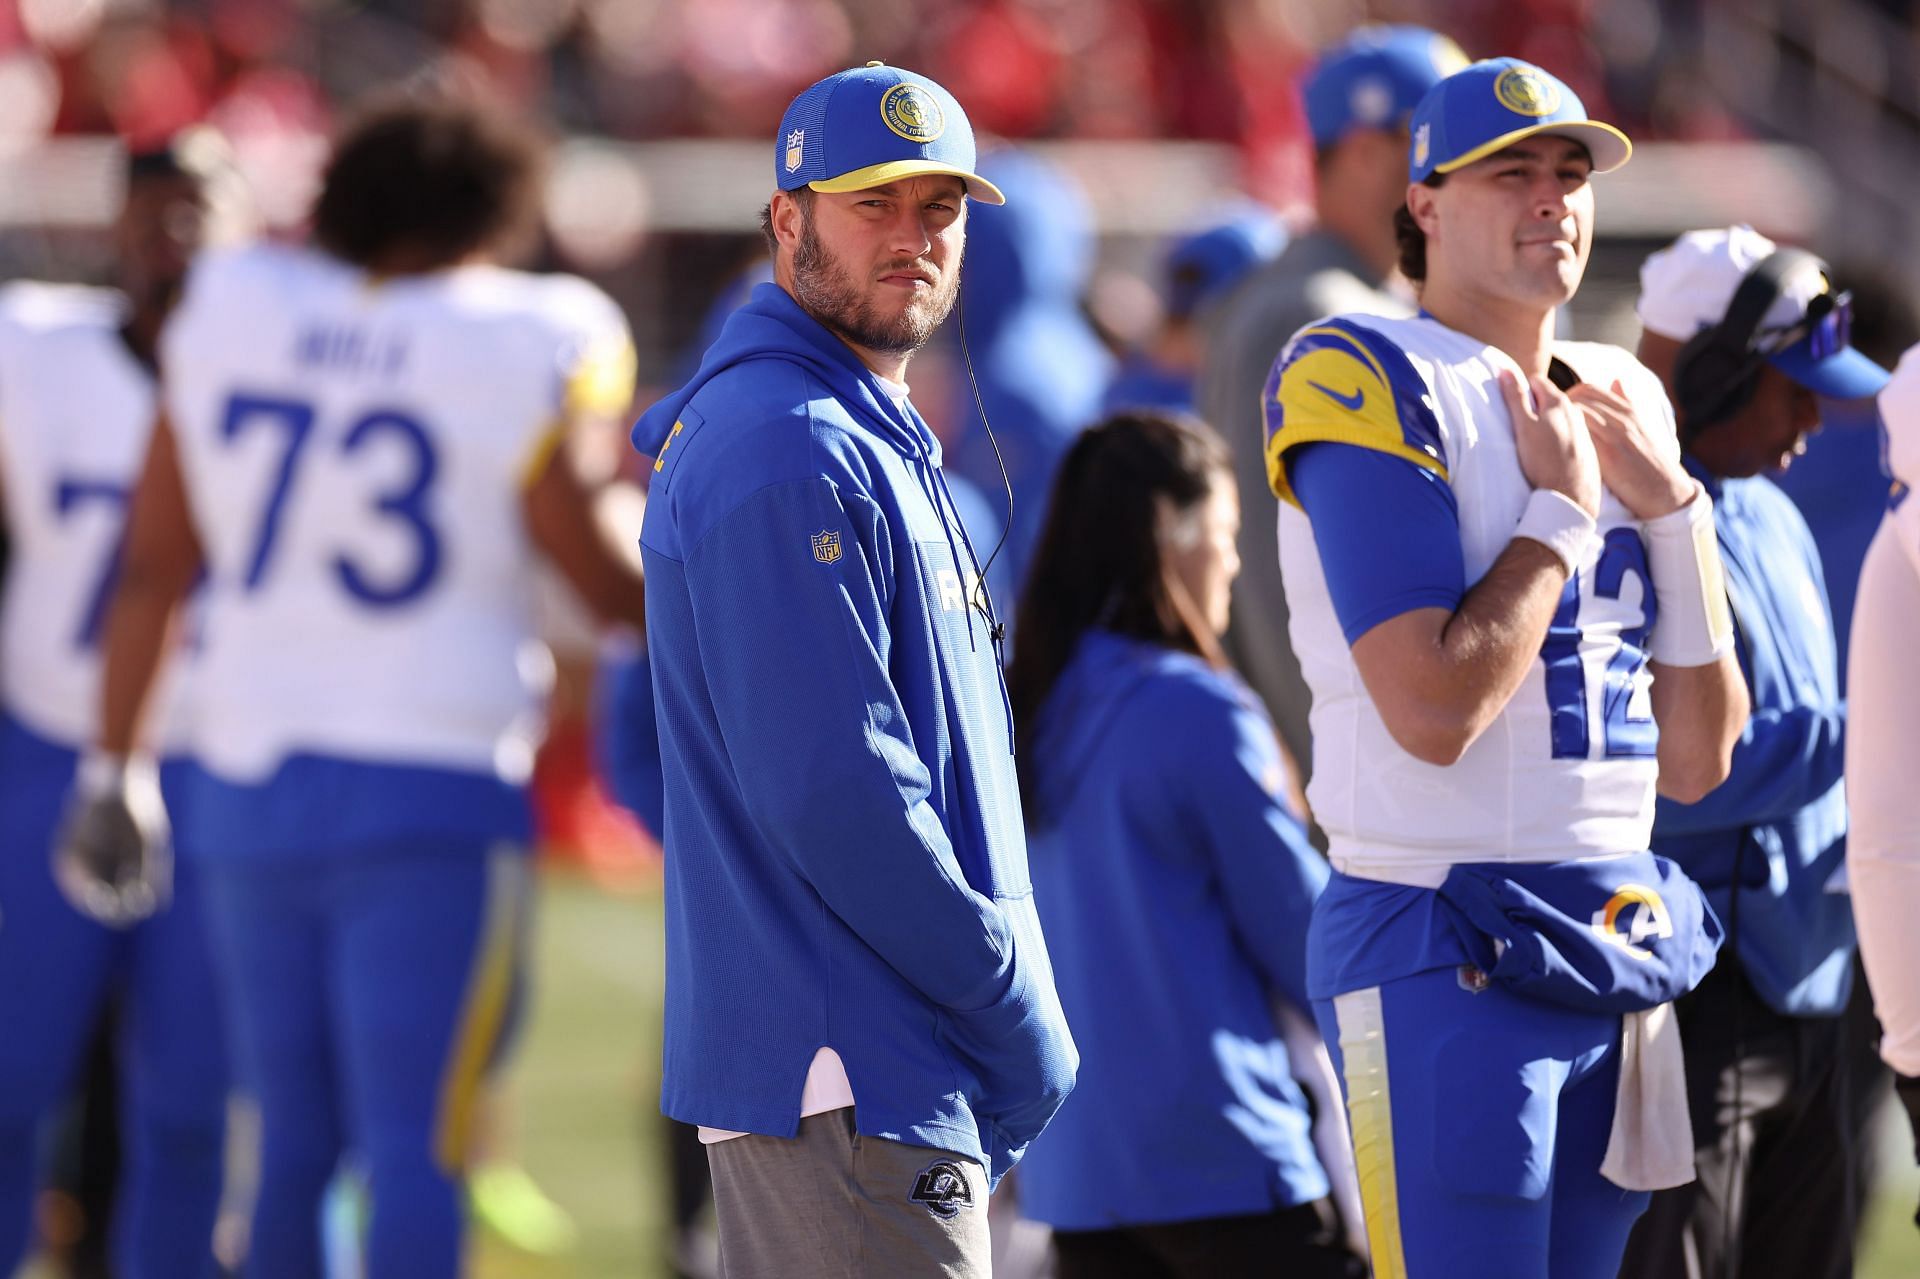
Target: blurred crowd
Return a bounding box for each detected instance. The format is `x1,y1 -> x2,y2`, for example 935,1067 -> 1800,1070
3,0 -> 1761,230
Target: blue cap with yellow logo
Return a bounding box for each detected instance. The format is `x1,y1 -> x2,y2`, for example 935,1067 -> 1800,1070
775,62 -> 1006,205
1304,25 -> 1469,149
1407,57 -> 1631,183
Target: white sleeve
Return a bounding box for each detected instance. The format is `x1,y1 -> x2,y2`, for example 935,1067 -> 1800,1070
1846,513 -> 1920,1076
1880,343 -> 1920,492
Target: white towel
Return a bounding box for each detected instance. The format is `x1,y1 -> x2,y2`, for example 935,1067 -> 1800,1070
1600,1001 -> 1696,1191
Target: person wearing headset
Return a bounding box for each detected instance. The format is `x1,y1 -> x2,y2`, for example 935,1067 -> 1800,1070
1619,225 -> 1889,1279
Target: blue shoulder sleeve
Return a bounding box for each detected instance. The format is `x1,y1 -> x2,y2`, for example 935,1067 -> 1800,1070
1290,441 -> 1466,645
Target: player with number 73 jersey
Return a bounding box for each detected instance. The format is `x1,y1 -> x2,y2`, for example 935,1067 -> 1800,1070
160,244 -> 633,783
68,102 -> 652,1279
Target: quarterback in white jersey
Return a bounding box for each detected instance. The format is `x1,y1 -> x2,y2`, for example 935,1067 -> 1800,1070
1275,317 -> 1695,883
0,140 -> 235,1277
1261,61 -> 1746,1279
66,101 -> 648,1279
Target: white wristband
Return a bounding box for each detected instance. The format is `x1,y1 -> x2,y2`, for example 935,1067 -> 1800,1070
1644,484 -> 1736,667
1513,488 -> 1598,576
76,749 -> 152,800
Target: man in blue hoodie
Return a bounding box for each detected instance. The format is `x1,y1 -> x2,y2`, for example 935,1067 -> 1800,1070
630,63 -> 1076,1278
1621,226 -> 1887,1279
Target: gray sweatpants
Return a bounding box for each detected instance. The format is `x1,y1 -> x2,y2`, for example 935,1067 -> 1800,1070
705,1108 -> 989,1278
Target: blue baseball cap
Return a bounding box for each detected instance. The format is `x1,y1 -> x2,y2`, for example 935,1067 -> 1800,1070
774,62 -> 1005,205
1408,57 -> 1631,183
1303,25 -> 1470,149
1165,209 -> 1287,318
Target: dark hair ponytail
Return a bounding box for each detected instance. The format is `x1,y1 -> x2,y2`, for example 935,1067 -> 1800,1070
1006,409 -> 1232,815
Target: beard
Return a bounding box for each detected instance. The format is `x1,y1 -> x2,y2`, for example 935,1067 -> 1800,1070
790,215 -> 959,357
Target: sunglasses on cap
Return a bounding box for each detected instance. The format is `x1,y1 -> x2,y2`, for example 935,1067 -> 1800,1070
1761,287 -> 1852,359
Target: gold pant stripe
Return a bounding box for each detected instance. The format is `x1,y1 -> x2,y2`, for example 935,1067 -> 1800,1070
433,844 -> 528,1174
1334,987 -> 1407,1279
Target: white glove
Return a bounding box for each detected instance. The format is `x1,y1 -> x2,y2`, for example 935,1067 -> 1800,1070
52,751 -> 172,927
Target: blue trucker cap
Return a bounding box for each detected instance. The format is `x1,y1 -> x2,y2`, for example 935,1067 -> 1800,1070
775,62 -> 1005,205
1304,25 -> 1470,149
1165,209 -> 1287,318
1408,57 -> 1631,183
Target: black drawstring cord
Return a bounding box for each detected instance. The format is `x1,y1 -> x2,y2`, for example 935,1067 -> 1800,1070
955,296 -> 1013,649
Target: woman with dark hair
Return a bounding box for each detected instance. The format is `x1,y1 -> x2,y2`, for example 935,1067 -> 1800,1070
1008,411 -> 1361,1278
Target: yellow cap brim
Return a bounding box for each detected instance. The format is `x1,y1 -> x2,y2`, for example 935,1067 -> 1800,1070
1434,119 -> 1633,176
808,160 -> 1006,205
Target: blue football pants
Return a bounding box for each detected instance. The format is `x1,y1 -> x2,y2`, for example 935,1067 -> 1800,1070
1313,966 -> 1652,1279
0,721 -> 228,1279
201,837 -> 528,1279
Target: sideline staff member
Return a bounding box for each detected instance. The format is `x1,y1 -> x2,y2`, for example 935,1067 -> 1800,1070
1622,226 -> 1883,1279
631,63 -> 1076,1278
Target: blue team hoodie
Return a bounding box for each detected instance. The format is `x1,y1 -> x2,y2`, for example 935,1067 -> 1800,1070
632,282 -> 1076,1185
1016,631 -> 1330,1227
1652,464 -> 1853,1017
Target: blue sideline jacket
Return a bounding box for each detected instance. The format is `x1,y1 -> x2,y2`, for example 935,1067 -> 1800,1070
632,283 -> 1076,1185
1017,631 -> 1331,1227
1652,462 -> 1853,1017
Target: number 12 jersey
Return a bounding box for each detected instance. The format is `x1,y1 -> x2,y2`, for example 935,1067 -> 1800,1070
1265,312 -> 1679,884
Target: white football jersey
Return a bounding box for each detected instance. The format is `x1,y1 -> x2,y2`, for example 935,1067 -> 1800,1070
1847,502 -> 1920,1076
160,244 -> 635,783
1265,313 -> 1679,884
0,283 -> 193,750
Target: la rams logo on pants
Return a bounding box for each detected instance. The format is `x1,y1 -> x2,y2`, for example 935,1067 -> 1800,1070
909,1160 -> 973,1220
1590,884 -> 1674,962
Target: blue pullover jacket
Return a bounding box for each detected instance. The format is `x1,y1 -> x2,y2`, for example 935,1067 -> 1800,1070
1771,399 -> 1890,683
632,283 -> 1076,1184
1016,631 -> 1330,1227
1652,462 -> 1853,1017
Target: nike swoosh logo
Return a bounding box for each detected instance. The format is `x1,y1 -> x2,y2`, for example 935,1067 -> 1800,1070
1308,381 -> 1366,411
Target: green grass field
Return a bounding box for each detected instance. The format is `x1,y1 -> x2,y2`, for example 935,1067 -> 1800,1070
476,867 -> 1920,1278
473,870 -> 672,1279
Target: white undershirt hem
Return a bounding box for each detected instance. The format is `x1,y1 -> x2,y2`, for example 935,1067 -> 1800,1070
697,1047 -> 855,1145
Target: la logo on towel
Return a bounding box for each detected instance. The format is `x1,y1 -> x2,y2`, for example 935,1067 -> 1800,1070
1590,885 -> 1674,962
